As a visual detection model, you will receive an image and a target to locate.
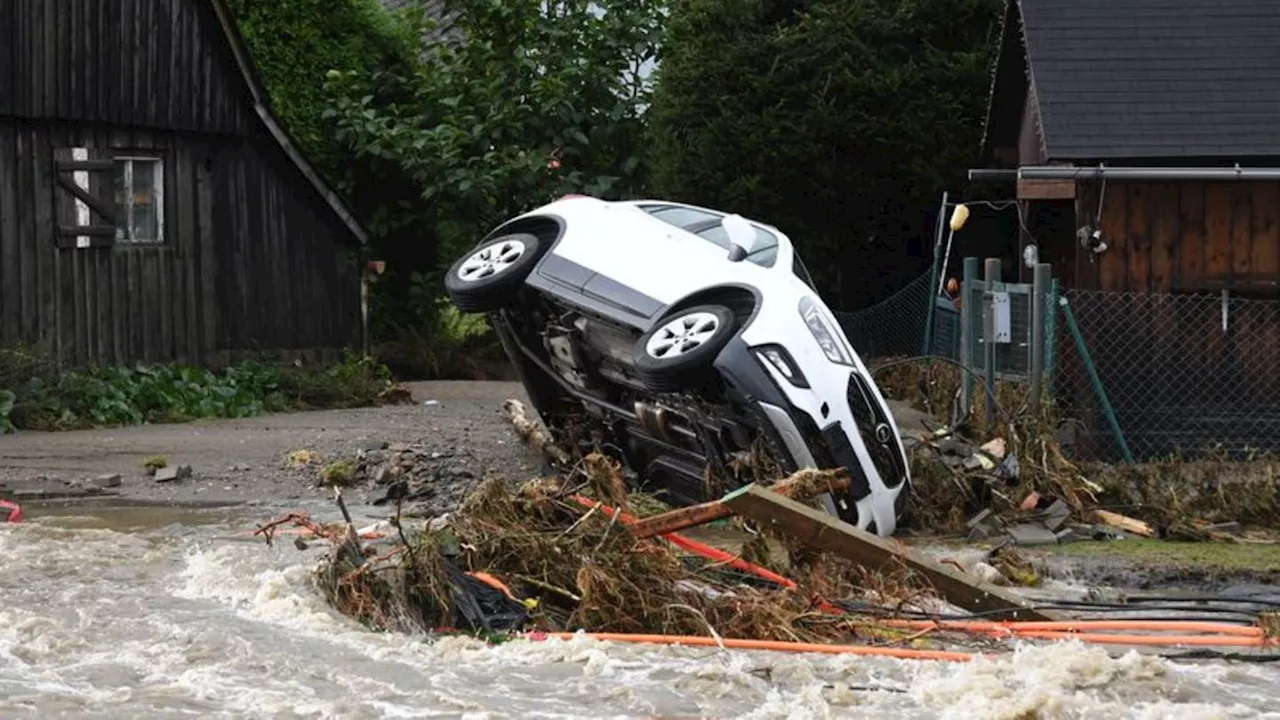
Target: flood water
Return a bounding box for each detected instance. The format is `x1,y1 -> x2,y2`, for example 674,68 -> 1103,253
2,501 -> 1279,719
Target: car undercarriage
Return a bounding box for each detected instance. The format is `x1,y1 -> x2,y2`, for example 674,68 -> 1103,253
489,291 -> 804,508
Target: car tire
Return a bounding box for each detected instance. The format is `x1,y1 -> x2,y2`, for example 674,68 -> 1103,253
444,233 -> 545,313
633,304 -> 738,393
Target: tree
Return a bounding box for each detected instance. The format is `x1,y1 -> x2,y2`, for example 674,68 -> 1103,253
647,0 -> 1003,308
322,0 -> 666,321
224,0 -> 414,176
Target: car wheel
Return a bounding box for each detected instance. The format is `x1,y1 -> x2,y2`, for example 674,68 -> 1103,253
444,233 -> 545,313
633,304 -> 738,392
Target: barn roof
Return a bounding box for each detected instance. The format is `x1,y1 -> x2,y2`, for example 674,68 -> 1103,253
210,0 -> 368,245
982,0 -> 1280,162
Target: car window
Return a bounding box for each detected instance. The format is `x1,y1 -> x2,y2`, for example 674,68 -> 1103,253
793,254 -> 816,289
695,224 -> 780,269
643,205 -> 721,230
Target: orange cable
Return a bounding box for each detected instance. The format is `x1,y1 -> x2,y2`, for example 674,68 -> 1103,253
568,495 -> 798,589
535,632 -> 978,662
881,619 -> 1265,637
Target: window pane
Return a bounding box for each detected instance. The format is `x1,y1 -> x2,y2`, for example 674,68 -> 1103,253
696,224 -> 779,267
645,205 -> 721,230
131,161 -> 159,241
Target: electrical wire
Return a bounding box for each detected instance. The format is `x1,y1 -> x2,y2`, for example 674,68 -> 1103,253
869,354 -> 1010,425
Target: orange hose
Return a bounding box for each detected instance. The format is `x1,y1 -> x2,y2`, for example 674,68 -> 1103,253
882,619 -> 1265,637
1009,631 -> 1267,647
536,632 -> 977,662
568,495 -> 798,589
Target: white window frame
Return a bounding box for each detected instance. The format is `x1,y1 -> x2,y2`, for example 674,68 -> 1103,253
114,155 -> 165,245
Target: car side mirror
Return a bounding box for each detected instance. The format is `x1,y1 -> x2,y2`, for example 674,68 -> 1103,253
722,213 -> 756,262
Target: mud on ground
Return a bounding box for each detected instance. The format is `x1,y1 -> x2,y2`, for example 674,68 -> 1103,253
0,381 -> 545,508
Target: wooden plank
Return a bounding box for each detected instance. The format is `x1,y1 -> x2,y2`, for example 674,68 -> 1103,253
1232,185 -> 1253,280
1093,509 -> 1155,538
1148,184 -> 1177,294
1250,183 -> 1279,280
722,485 -> 1065,621
55,159 -> 114,172
32,127 -> 56,352
15,126 -> 36,344
1205,184 -> 1233,280
1125,184 -> 1150,292
631,470 -> 851,539
1097,181 -> 1127,291
1017,179 -> 1075,201
196,148 -> 217,359
1178,183 -> 1206,287
0,123 -> 21,345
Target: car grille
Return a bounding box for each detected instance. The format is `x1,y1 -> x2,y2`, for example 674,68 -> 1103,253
820,423 -> 872,499
846,373 -> 906,487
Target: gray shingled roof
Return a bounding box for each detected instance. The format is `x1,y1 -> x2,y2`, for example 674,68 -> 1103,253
1000,0 -> 1280,161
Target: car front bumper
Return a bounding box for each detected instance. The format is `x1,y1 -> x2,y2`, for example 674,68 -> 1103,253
713,338 -> 908,535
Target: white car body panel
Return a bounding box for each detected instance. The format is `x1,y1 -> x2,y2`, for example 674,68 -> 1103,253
495,195 -> 909,535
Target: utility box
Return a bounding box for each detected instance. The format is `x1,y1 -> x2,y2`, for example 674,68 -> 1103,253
993,291 -> 1012,343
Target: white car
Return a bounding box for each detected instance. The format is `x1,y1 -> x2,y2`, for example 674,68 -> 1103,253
444,195 -> 910,536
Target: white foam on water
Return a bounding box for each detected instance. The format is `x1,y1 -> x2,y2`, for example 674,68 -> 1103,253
5,518 -> 1280,719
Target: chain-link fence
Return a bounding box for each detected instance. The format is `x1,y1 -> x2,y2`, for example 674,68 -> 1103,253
1054,289 -> 1280,462
835,271 -> 961,361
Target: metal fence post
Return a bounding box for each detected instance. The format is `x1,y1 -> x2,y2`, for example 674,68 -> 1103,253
1059,296 -> 1136,465
983,258 -> 1001,429
921,191 -> 949,356
1029,262 -> 1050,410
959,256 -> 980,413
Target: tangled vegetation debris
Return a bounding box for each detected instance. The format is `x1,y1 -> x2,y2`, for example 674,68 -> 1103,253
274,455 -> 953,647
874,357 -> 1280,537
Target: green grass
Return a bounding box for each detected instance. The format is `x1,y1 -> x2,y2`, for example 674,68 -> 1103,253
1052,538 -> 1280,573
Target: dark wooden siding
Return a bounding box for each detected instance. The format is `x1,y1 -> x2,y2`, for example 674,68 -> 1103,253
0,119 -> 361,367
0,0 -> 254,135
1057,180 -> 1280,460
1071,181 -> 1280,294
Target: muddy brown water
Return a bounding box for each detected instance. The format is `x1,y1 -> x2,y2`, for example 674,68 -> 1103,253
3,501 -> 1280,719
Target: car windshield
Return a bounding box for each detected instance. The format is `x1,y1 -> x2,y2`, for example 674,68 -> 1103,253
639,203 -> 780,268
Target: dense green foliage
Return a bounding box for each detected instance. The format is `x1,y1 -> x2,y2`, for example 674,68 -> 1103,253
647,0 -> 1003,307
0,350 -> 396,432
323,0 -> 664,310
224,0 -> 412,175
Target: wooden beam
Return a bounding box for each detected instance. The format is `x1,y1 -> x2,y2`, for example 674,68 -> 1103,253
630,470 -> 850,539
1017,179 -> 1076,201
721,484 -> 1066,621
1093,509 -> 1155,538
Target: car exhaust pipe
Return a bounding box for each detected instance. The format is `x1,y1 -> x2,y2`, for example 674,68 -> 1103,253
634,401 -> 675,444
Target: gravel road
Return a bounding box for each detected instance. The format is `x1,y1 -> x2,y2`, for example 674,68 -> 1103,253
0,381 -> 545,508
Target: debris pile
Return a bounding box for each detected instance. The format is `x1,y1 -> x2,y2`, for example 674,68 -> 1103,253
264,455 -> 961,646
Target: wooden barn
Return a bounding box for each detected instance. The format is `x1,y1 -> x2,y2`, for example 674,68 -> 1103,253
0,0 -> 368,368
972,0 -> 1280,459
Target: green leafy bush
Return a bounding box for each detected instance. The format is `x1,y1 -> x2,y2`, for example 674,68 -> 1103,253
223,0 -> 413,175
0,350 -> 400,432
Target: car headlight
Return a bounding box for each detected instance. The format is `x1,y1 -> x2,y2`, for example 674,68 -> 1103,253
753,344 -> 810,388
799,297 -> 853,366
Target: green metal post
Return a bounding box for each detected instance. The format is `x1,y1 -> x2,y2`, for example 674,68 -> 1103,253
1059,296 -> 1136,465
959,257 -> 980,413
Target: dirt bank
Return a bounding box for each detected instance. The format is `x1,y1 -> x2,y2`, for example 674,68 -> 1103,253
0,381 -> 544,508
